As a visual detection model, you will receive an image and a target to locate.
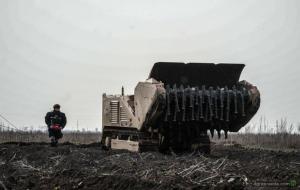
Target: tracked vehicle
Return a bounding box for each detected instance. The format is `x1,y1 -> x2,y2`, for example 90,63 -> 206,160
101,62 -> 260,153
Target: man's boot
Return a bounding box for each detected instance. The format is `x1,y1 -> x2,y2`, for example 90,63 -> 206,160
50,136 -> 57,147
55,137 -> 58,146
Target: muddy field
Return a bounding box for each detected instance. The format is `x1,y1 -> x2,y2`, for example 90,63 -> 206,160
0,142 -> 299,190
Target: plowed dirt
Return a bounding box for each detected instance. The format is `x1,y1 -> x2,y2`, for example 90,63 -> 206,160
0,142 -> 299,190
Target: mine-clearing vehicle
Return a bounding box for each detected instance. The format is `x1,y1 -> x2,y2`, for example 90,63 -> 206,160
101,62 -> 260,153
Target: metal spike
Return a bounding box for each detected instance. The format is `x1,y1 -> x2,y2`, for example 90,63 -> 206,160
164,85 -> 170,121
208,87 -> 213,121
173,84 -> 179,121
217,130 -> 221,139
180,85 -> 186,121
195,87 -> 200,121
240,88 -> 246,117
189,87 -> 195,121
204,99 -> 209,122
166,85 -> 171,116
210,129 -> 214,138
220,88 -> 224,121
173,84 -> 180,111
215,87 -> 219,119
195,87 -> 199,105
225,86 -> 230,122
188,87 -> 192,108
180,84 -> 184,90
233,85 -> 238,114
200,86 -> 205,119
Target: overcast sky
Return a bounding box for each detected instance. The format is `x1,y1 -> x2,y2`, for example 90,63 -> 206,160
0,0 -> 300,131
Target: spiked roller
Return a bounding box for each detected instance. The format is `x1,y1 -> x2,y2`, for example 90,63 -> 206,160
101,62 -> 260,153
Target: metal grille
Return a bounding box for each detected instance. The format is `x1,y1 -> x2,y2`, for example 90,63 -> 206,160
120,106 -> 128,122
110,101 -> 119,124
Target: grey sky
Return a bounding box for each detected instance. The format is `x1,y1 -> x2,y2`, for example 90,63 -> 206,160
0,0 -> 300,131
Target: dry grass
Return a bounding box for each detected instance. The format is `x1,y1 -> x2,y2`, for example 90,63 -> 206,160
0,130 -> 101,144
1,130 -> 299,151
1,117 -> 300,150
212,133 -> 300,150
211,118 -> 300,150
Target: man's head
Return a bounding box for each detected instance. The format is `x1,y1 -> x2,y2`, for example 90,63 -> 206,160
53,104 -> 61,111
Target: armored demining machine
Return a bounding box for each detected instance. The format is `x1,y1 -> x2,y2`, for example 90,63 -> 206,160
101,62 -> 260,153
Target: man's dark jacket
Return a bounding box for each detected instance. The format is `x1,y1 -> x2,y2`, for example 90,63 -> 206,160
45,111 -> 67,128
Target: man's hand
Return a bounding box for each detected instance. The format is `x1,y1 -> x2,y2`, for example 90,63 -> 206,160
50,124 -> 62,131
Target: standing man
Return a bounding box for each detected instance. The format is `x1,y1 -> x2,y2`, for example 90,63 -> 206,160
45,104 -> 67,146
